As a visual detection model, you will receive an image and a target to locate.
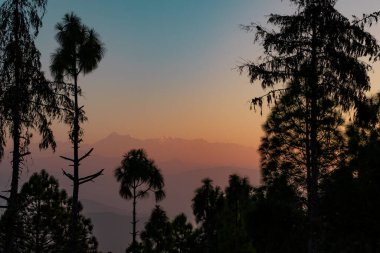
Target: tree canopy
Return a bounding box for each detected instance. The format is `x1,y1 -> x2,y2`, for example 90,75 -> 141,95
239,1 -> 379,252
115,149 -> 165,253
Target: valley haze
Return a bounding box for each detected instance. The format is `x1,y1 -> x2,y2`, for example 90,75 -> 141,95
0,133 -> 260,253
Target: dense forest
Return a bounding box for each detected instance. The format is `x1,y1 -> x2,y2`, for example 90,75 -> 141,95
0,0 -> 379,253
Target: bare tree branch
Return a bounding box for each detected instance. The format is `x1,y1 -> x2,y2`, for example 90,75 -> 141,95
0,194 -> 9,201
62,169 -> 74,181
60,155 -> 74,162
79,148 -> 94,162
78,169 -> 104,185
353,11 -> 380,26
20,151 -> 31,158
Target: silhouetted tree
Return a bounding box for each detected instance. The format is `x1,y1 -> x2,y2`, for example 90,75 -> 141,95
216,175 -> 255,253
140,205 -> 171,253
353,10 -> 380,28
192,178 -> 223,253
0,0 -> 68,251
169,213 -> 195,253
50,12 -> 105,252
0,170 -> 100,253
345,119 -> 380,252
247,176 -> 307,253
225,175 -> 252,228
319,165 -> 365,253
239,1 -> 379,252
13,170 -> 68,252
319,96 -> 380,252
115,149 -> 165,253
139,206 -> 195,253
259,89 -> 345,197
67,200 -> 100,253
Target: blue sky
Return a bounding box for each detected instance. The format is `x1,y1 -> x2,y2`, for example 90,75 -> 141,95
35,0 -> 380,147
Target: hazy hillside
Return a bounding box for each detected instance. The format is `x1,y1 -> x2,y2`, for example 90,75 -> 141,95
0,133 -> 260,253
82,200 -> 149,253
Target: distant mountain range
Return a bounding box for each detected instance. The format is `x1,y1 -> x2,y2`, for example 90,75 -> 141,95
0,133 -> 260,253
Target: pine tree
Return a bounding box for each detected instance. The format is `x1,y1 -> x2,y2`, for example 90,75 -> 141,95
0,1 -> 68,251
115,149 -> 165,253
239,1 -> 379,251
192,178 -> 223,253
0,170 -> 100,253
50,13 -> 105,252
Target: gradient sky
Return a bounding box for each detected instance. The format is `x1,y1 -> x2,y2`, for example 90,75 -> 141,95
35,0 -> 380,148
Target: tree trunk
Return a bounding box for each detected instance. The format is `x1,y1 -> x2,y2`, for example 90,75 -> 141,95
70,73 -> 80,253
5,1 -> 22,251
308,6 -> 320,253
132,185 -> 137,252
5,117 -> 21,253
35,200 -> 42,253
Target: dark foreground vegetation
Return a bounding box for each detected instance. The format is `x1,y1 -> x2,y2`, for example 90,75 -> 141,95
0,0 -> 379,252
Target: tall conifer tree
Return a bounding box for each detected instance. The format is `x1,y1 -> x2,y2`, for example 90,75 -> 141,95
0,1 -> 66,251
50,12 -> 105,253
239,1 -> 379,252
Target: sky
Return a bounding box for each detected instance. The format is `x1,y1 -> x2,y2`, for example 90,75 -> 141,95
35,0 -> 380,148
